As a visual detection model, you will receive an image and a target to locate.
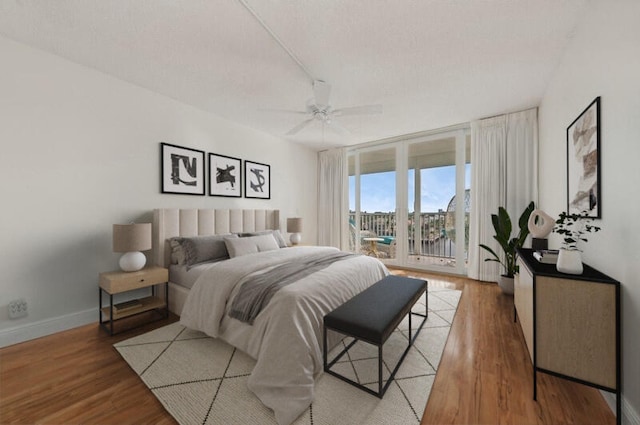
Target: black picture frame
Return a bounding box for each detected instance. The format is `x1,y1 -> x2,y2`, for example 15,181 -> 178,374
244,160 -> 271,199
566,96 -> 601,218
160,143 -> 205,195
209,153 -> 242,197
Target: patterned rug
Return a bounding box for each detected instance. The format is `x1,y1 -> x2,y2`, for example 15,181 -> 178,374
114,286 -> 461,425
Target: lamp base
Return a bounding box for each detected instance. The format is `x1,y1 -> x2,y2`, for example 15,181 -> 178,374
290,233 -> 301,246
119,251 -> 146,272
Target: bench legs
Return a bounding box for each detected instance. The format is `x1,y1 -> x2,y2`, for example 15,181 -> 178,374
323,308 -> 428,398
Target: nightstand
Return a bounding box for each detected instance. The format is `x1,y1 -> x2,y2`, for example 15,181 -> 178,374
99,266 -> 169,335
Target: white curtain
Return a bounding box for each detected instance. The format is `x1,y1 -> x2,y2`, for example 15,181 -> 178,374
468,108 -> 538,281
318,148 -> 347,248
468,116 -> 507,281
505,109 -> 538,217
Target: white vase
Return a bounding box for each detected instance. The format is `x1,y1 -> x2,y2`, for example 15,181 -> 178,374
556,249 -> 583,274
498,275 -> 514,295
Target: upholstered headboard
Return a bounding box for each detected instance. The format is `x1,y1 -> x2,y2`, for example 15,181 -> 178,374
152,208 -> 280,268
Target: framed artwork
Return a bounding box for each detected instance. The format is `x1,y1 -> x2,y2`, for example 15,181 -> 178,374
160,143 -> 205,195
245,160 -> 270,199
209,153 -> 241,197
566,96 -> 601,218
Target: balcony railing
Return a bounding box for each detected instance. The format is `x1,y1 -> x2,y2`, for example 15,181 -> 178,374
350,211 -> 465,260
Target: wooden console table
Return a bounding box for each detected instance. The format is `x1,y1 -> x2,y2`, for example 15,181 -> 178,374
515,248 -> 621,425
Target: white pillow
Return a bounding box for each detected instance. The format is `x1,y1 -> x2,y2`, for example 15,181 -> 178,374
224,233 -> 280,258
239,229 -> 288,248
271,230 -> 289,248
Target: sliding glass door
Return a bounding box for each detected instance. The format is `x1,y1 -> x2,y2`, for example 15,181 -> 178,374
406,132 -> 470,273
348,147 -> 397,261
348,128 -> 470,274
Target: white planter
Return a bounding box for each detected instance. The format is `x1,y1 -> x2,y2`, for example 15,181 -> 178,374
556,249 -> 583,275
498,275 -> 514,295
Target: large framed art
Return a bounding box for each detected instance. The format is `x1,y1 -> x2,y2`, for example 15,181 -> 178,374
209,153 -> 241,197
161,143 -> 205,195
566,96 -> 601,218
245,160 -> 270,199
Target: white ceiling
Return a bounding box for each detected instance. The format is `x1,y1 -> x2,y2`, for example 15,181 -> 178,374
0,0 -> 586,150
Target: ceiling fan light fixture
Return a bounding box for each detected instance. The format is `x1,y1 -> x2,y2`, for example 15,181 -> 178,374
283,80 -> 383,137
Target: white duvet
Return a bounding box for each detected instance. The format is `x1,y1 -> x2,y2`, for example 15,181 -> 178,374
180,246 -> 388,425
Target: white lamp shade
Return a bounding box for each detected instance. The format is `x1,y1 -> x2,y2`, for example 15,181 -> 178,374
287,217 -> 302,233
113,223 -> 152,252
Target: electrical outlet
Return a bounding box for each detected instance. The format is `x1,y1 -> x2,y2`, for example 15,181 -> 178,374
9,298 -> 28,319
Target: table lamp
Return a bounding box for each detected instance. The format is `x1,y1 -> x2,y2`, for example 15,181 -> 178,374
113,223 -> 152,272
287,217 -> 303,245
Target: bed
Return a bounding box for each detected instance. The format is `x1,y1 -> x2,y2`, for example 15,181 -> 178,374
152,208 -> 389,425
152,208 -> 284,314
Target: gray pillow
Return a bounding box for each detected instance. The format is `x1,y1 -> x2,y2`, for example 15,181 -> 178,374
170,234 -> 238,267
240,229 -> 288,248
225,233 -> 280,258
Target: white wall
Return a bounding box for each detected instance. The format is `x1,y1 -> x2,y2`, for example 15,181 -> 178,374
538,1 -> 640,423
0,36 -> 318,346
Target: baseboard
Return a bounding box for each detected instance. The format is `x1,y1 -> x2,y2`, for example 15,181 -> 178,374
0,308 -> 96,348
602,391 -> 640,425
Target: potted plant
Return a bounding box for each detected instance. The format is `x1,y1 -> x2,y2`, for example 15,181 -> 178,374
480,201 -> 535,294
553,211 -> 601,274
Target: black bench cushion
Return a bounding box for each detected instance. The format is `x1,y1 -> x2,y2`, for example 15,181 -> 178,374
324,275 -> 427,345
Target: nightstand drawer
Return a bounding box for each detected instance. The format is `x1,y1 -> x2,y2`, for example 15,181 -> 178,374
99,266 -> 168,294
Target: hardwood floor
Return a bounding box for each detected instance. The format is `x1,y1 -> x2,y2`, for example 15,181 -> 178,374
401,270 -> 615,425
0,313 -> 180,425
0,272 -> 615,425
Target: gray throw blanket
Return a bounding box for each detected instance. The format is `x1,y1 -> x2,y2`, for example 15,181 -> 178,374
229,251 -> 356,324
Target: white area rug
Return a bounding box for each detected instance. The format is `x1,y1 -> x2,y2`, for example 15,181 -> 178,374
115,286 -> 461,425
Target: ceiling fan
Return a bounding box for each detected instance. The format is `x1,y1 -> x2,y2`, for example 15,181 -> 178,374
283,80 -> 383,136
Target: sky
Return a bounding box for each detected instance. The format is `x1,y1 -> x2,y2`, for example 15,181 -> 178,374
349,164 -> 471,213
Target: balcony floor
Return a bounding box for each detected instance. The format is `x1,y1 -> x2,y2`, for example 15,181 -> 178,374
406,254 -> 457,267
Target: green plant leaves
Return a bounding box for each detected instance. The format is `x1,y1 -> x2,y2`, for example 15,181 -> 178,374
479,201 -> 535,278
552,210 -> 601,250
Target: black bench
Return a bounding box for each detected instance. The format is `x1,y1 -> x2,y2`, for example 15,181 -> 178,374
323,275 -> 428,398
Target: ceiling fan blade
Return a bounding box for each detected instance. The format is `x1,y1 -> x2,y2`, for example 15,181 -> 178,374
286,118 -> 315,136
333,104 -> 383,116
261,108 -> 308,114
326,119 -> 350,135
313,80 -> 331,107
